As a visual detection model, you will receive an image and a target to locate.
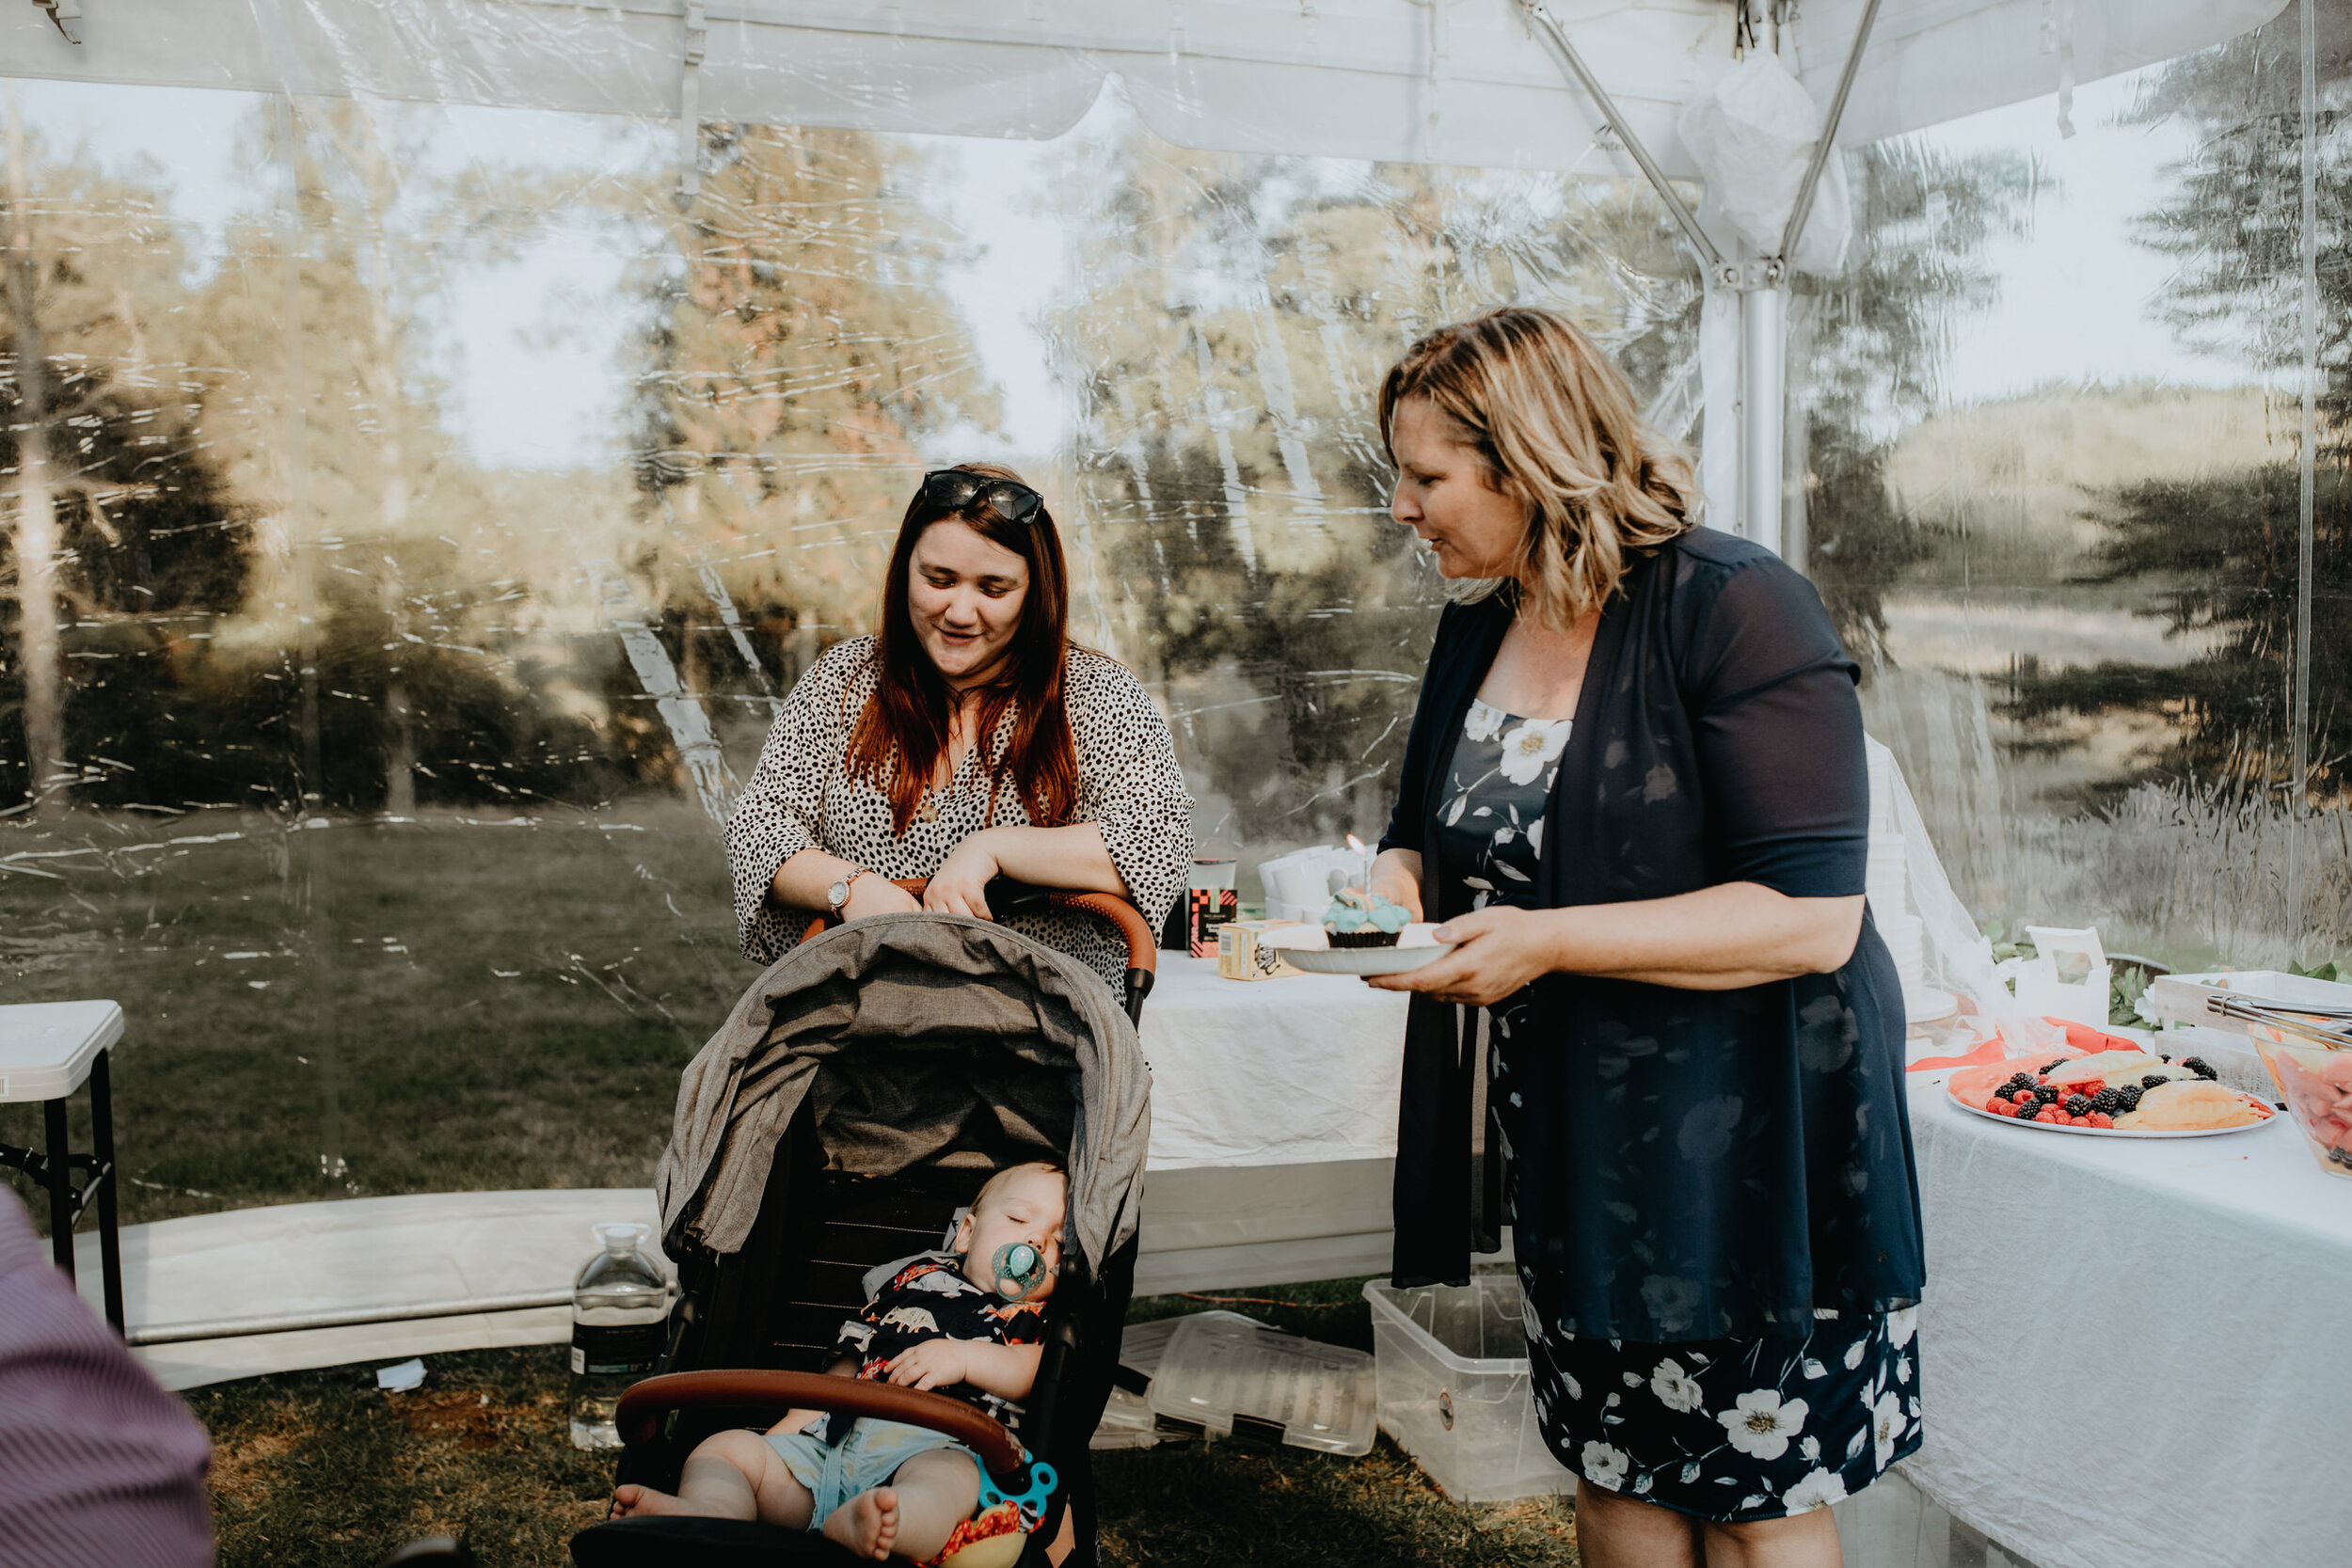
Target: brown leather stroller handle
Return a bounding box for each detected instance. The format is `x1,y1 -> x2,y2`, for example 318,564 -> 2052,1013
1047,890 -> 1157,974
614,1370 -> 1025,1476
800,877 -> 1158,979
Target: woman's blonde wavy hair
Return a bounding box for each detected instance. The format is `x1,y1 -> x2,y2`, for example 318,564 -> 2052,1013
1377,307 -> 1697,629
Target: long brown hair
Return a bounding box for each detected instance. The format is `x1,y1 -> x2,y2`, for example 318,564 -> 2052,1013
845,463 -> 1080,834
1377,308 -> 1696,628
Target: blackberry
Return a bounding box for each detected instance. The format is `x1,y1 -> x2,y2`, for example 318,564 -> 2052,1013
2002,1072 -> 2036,1095
2033,1083 -> 2061,1102
2140,1074 -> 2170,1090
2182,1056 -> 2217,1081
2090,1088 -> 2122,1114
2159,1053 -> 2173,1064
2116,1085 -> 2144,1113
2063,1094 -> 2091,1117
2038,1058 -> 2066,1076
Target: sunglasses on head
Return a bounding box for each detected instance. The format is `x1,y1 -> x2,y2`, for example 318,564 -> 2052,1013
920,468 -> 1044,526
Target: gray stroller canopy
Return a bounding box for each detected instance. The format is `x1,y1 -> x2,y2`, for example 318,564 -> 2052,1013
656,912 -> 1151,1279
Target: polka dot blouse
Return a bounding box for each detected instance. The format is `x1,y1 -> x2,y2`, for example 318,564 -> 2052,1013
723,636 -> 1195,990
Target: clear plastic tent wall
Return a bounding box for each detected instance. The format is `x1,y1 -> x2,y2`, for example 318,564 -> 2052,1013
2,3 -> 2345,1225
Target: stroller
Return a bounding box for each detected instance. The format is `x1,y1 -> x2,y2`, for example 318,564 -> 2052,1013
571,882 -> 1156,1568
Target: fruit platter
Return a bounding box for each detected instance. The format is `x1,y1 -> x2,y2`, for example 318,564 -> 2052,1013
1946,1049 -> 2278,1138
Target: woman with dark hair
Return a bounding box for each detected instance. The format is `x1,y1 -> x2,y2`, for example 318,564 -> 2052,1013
1364,309 -> 1923,1567
725,464 -> 1193,990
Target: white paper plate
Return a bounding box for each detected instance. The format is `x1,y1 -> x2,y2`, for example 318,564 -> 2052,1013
1945,1086 -> 2280,1139
1279,942 -> 1456,976
1264,922 -> 1454,975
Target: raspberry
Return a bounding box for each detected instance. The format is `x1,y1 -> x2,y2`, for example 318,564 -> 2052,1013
2011,1089 -> 2037,1106
2088,1112 -> 2115,1129
2035,1106 -> 2062,1123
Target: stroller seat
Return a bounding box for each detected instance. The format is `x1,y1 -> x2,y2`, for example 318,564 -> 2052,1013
572,895 -> 1155,1568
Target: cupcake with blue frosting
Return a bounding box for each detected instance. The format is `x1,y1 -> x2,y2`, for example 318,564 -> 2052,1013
1323,886 -> 1410,948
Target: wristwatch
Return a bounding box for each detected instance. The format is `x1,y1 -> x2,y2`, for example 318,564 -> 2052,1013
826,868 -> 871,916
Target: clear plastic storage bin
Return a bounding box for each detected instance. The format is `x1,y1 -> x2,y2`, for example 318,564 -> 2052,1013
1144,1314 -> 1376,1455
1363,1275 -> 1571,1502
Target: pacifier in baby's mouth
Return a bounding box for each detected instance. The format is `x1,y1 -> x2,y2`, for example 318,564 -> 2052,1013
990,1241 -> 1048,1298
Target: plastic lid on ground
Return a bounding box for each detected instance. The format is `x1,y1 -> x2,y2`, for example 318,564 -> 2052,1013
1143,1314 -> 1375,1456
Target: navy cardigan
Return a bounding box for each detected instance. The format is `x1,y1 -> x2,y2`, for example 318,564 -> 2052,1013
1380,528 -> 1925,1340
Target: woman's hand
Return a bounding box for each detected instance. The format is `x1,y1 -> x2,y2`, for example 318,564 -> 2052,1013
842,874 -> 920,922
1367,847 -> 1425,923
1366,904 -> 1556,1006
923,831 -> 1004,919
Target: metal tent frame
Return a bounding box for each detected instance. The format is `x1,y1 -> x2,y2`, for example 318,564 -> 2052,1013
3,0 -> 2292,556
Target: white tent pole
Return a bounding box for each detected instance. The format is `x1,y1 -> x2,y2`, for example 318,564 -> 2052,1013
1732,0 -> 1883,561
1516,0 -> 1724,272
1739,267 -> 1786,554
1779,0 -> 1885,261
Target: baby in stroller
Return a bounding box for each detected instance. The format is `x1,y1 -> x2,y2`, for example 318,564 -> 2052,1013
612,1162 -> 1065,1563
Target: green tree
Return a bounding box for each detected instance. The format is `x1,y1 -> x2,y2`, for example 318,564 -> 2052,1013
2005,9 -> 2352,797
184,97 -> 615,815
2004,463 -> 2350,793
628,120 -> 1001,690
1047,120 -> 1700,847
2,95 -> 250,816
1794,140 -> 2039,665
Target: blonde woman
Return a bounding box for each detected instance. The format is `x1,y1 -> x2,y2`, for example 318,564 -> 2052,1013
1364,309 -> 1921,1568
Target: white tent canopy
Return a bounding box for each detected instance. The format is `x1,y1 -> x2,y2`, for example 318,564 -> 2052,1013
6,0 -> 2288,179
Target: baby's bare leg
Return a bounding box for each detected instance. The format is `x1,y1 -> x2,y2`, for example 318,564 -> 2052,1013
612,1430 -> 816,1527
824,1447 -> 982,1563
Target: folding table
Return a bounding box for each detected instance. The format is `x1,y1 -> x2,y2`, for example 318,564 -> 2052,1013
0,999 -> 127,1330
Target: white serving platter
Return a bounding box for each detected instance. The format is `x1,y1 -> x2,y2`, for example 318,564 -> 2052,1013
1944,1085 -> 2280,1140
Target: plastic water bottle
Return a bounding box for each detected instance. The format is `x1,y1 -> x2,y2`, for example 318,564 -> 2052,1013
568,1222 -> 673,1449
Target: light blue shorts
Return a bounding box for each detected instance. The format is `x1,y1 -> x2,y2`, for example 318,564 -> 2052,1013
763,1418 -> 979,1527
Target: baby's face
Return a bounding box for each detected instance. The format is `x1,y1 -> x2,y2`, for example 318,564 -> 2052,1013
955,1167 -> 1067,1303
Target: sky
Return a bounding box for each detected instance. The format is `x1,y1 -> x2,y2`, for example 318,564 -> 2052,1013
7,55 -> 2259,472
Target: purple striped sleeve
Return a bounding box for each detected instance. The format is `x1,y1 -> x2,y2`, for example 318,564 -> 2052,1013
0,1191 -> 213,1567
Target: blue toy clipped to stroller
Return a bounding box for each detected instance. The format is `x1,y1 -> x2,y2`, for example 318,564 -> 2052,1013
570,883 -> 1155,1568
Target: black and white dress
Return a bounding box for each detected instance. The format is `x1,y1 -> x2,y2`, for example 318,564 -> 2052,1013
724,637 -> 1194,991
1437,696 -> 1922,1521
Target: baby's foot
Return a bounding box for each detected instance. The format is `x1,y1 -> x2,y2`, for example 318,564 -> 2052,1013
611,1483 -> 690,1518
823,1487 -> 900,1561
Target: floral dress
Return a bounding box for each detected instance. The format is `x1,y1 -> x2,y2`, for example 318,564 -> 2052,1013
1438,697 -> 1922,1521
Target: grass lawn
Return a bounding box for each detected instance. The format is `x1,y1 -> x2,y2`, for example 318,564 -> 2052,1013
14,814 -> 1582,1559
195,1277 -> 1580,1568
2,805 -> 745,1224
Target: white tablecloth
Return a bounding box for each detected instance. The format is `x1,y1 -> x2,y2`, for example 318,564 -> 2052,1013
1906,1071 -> 2351,1568
1134,955 -> 1409,1168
